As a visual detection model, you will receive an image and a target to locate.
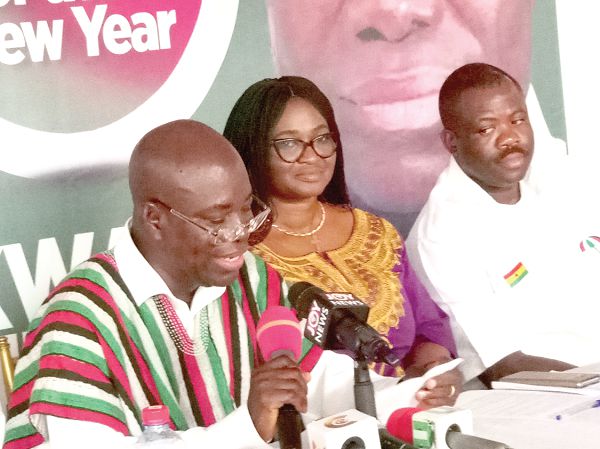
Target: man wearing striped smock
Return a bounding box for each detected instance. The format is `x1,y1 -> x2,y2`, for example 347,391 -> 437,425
4,120 -> 414,449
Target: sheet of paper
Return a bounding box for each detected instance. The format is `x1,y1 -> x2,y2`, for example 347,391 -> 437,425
457,389 -> 600,421
397,358 -> 463,406
373,358 -> 464,425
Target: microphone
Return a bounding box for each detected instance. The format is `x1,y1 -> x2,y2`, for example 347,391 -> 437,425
385,408 -> 421,445
386,407 -> 512,449
378,428 -> 418,449
288,282 -> 400,366
257,305 -> 304,449
306,408 -> 381,449
256,305 -> 302,361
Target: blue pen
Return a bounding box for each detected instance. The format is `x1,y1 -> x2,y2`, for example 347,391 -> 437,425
554,399 -> 600,420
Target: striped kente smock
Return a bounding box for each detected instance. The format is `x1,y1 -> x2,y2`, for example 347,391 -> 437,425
3,251 -> 321,449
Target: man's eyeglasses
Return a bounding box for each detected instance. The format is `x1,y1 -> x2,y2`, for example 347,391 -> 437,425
271,132 -> 337,163
154,195 -> 271,245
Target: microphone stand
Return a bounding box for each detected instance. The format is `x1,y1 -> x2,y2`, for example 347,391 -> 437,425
353,352 -> 377,418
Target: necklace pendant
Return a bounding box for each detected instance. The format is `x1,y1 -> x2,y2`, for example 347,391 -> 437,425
272,202 -> 326,237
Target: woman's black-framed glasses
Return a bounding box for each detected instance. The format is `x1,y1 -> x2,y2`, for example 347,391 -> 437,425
155,195 -> 271,245
271,132 -> 337,163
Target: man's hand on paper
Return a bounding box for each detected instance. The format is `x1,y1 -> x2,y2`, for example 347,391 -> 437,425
402,341 -> 463,407
416,366 -> 463,408
394,358 -> 464,409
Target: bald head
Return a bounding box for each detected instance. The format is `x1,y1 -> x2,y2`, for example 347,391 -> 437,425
129,119 -> 245,213
127,119 -> 255,296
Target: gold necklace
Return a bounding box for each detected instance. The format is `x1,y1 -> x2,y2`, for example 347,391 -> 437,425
272,202 -> 326,237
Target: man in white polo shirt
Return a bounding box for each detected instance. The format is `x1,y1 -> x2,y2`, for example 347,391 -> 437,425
406,63 -> 600,386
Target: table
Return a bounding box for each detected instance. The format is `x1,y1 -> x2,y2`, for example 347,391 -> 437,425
457,389 -> 600,449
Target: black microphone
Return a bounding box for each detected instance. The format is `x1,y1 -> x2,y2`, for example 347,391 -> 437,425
445,430 -> 512,449
257,306 -> 304,449
288,282 -> 400,367
378,428 -> 418,449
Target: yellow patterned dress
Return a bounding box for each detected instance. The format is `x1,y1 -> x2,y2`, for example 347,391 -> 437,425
252,208 -> 456,377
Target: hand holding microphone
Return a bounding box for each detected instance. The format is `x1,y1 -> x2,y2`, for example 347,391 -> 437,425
250,306 -> 308,447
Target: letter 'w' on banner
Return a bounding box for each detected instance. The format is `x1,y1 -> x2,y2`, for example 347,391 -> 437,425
503,262 -> 528,287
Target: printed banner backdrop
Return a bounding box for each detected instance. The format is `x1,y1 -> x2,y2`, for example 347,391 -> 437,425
0,0 -> 582,349
0,0 -> 275,339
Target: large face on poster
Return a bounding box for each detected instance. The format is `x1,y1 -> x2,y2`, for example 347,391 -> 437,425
267,0 -> 535,231
0,0 -> 237,177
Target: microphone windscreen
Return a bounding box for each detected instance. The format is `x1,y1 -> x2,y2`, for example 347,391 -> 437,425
256,305 -> 302,361
287,281 -> 319,317
386,407 -> 423,444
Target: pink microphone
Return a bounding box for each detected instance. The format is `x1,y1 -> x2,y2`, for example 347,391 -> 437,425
256,305 -> 304,449
257,305 -> 302,361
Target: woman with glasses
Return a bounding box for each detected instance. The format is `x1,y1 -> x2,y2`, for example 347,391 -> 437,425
224,76 -> 461,408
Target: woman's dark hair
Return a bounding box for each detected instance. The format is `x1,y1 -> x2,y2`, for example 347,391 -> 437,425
223,76 -> 350,206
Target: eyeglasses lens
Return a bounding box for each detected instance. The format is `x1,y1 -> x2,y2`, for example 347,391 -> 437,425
274,133 -> 337,163
213,197 -> 270,244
